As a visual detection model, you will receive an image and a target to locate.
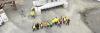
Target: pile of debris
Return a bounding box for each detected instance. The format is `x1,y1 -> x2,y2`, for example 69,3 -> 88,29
0,0 -> 17,10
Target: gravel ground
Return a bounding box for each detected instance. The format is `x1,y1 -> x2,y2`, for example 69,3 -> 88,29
1,0 -> 100,33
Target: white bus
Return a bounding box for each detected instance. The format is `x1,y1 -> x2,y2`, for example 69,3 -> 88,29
32,0 -> 68,15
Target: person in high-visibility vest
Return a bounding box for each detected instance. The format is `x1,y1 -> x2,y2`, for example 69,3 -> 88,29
51,17 -> 60,25
40,21 -> 52,28
62,16 -> 70,25
32,23 -> 40,31
30,11 -> 35,16
63,16 -> 68,22
59,16 -> 64,24
30,8 -> 36,18
40,22 -> 48,27
47,22 -> 53,28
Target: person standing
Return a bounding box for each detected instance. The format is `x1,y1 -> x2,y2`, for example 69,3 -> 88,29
11,1 -> 17,10
67,19 -> 70,25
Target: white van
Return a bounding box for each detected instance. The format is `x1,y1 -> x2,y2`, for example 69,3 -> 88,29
32,0 -> 68,15
0,9 -> 8,26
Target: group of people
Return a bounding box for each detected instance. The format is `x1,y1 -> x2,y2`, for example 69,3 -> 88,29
51,16 -> 70,27
32,21 -> 52,31
32,16 -> 70,31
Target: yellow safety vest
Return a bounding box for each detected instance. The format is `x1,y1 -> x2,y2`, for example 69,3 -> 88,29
30,11 -> 35,16
63,16 -> 69,21
51,18 -> 60,23
32,26 -> 36,29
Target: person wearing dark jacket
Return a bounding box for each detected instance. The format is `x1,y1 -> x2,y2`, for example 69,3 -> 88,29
35,23 -> 40,30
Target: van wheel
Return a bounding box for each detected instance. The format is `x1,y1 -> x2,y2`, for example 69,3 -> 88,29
2,22 -> 5,25
0,22 -> 5,27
